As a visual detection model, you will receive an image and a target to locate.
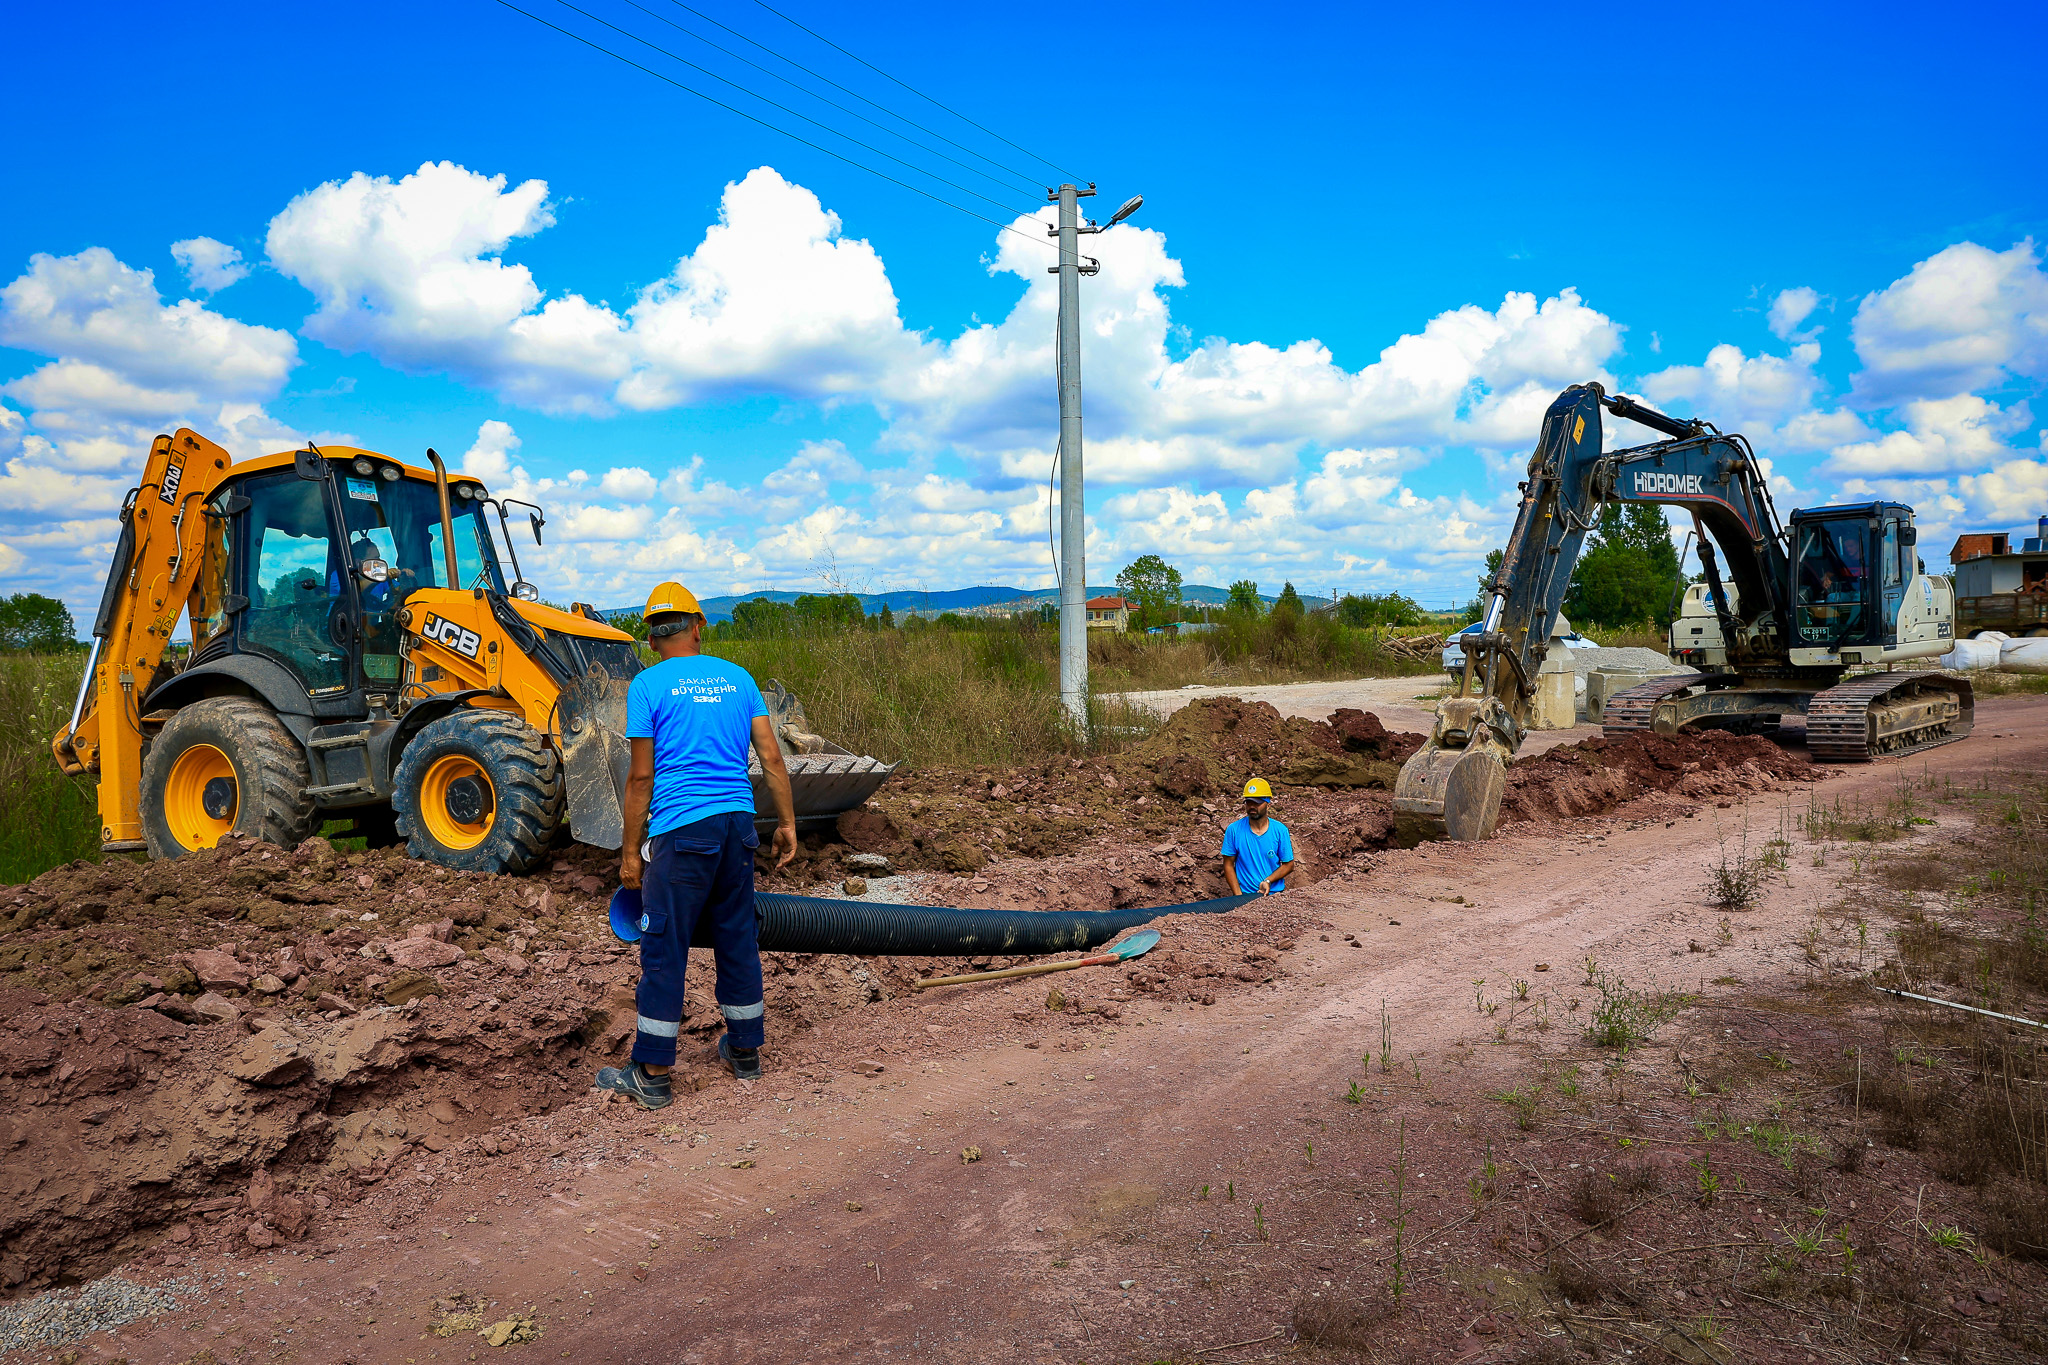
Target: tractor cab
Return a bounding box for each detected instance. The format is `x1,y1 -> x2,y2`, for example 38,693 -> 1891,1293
183,450 -> 542,714
1787,502 -> 1931,663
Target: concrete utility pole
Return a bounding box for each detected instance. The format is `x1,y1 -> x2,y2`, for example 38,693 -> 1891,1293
1051,182 -> 1095,730
1049,183 -> 1142,731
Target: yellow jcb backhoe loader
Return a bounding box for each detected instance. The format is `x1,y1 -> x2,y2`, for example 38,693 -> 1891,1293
51,430 -> 893,873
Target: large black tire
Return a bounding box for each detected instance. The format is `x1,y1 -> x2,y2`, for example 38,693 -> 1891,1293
140,697 -> 316,859
392,711 -> 563,874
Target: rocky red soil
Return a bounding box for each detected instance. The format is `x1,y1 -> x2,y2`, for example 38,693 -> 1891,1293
0,700 -> 1852,1356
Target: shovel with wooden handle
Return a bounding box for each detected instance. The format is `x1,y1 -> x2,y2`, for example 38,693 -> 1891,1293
913,930 -> 1162,991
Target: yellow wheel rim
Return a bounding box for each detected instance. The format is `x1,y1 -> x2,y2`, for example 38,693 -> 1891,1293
420,754 -> 496,850
164,743 -> 237,851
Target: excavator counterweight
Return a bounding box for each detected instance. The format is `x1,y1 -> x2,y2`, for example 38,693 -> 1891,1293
1393,383 -> 1972,844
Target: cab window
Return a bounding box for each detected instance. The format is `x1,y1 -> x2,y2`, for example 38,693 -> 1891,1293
1794,520 -> 1868,645
238,472 -> 351,694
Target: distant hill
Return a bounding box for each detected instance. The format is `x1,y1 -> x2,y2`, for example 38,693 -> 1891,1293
604,584 -> 1331,624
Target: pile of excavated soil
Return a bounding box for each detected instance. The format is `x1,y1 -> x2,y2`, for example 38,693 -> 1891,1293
815,699 -> 1422,885
1501,729 -> 1823,824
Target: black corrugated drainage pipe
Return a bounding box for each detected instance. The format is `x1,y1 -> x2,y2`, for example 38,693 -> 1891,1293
684,891 -> 1257,956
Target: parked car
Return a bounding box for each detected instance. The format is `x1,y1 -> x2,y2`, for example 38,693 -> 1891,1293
1443,621 -> 1594,672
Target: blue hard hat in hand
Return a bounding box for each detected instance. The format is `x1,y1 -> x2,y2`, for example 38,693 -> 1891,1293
609,886 -> 643,944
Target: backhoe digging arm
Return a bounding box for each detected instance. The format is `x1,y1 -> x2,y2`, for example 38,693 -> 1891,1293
54,430 -> 235,849
1391,383 -> 1788,844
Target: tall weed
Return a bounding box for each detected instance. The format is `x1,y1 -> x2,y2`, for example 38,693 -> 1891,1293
0,653 -> 101,885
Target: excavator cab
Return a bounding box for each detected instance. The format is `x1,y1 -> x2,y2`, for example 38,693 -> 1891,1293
1787,502 -> 1923,663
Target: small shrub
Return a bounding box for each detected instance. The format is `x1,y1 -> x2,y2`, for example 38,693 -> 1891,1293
1710,846 -> 1770,909
1567,1162 -> 1660,1228
1292,1296 -> 1394,1347
1548,1254 -> 1613,1304
1977,1180 -> 2048,1261
1585,969 -> 1685,1049
1490,1085 -> 1540,1130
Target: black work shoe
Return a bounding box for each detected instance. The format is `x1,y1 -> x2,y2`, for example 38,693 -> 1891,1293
719,1035 -> 762,1080
594,1061 -> 673,1110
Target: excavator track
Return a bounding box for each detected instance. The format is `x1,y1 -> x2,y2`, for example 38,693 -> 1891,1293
1600,673 -> 1739,737
1805,671 -> 1973,763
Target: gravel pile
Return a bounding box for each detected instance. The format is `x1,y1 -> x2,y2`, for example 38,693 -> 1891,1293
1569,645 -> 1694,676
0,1274 -> 198,1353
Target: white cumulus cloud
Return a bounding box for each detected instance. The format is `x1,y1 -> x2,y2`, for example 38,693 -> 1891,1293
1851,239 -> 2048,403
170,237 -> 251,294
1767,286 -> 1822,341
1826,394 -> 2033,477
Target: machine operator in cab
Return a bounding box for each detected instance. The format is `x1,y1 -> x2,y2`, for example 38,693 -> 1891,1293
597,584 -> 796,1108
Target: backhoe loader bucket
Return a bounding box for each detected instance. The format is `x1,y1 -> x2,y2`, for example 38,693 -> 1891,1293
754,680 -> 897,826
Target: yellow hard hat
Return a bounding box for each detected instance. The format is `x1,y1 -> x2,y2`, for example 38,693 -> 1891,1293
643,581 -> 703,619
1242,777 -> 1273,800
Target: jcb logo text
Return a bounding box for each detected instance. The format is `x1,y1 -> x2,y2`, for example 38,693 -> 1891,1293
420,613 -> 482,659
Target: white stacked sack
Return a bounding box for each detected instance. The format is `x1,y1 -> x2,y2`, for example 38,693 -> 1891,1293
2000,636 -> 2048,674
1940,631 -> 2006,671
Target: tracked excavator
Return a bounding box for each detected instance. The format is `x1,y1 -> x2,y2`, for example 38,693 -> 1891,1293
1392,383 -> 1972,844
52,430 -> 893,872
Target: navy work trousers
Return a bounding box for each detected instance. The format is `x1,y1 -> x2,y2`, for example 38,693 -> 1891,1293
632,810 -> 764,1066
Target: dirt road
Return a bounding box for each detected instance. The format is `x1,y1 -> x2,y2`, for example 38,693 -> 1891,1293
9,695 -> 2047,1363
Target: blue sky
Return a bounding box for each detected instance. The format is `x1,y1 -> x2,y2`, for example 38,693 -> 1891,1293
4,0 -> 2045,621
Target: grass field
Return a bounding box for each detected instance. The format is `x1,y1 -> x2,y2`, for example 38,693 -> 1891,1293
0,653 -> 101,886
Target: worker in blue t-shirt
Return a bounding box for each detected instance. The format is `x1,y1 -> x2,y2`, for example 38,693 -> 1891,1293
1220,777 -> 1295,895
595,583 -> 796,1108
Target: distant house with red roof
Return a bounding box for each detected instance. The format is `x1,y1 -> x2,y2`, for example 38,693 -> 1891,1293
1085,595 -> 1132,630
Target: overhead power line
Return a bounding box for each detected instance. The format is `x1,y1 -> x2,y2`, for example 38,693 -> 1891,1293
491,0 -> 1055,251
747,0 -> 1082,182
549,0 -> 1039,218
663,0 -> 1047,192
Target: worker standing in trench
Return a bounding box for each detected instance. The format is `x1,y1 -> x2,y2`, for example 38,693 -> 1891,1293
596,583 -> 797,1108
1221,777 -> 1294,895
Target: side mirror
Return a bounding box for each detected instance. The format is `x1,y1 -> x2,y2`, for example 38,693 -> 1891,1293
358,558 -> 391,583
529,512 -> 544,547
206,492 -> 251,518
1900,525 -> 1918,546
513,581 -> 540,602
294,445 -> 328,481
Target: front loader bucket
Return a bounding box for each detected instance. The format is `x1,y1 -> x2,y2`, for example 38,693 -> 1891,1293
1391,741 -> 1508,847
754,679 -> 896,825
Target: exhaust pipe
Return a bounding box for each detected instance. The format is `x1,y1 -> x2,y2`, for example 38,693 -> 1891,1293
426,448 -> 459,590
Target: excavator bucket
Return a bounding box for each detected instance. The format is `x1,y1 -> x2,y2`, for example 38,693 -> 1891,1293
1392,742 -> 1508,846
1390,694 -> 1512,845
754,680 -> 897,826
